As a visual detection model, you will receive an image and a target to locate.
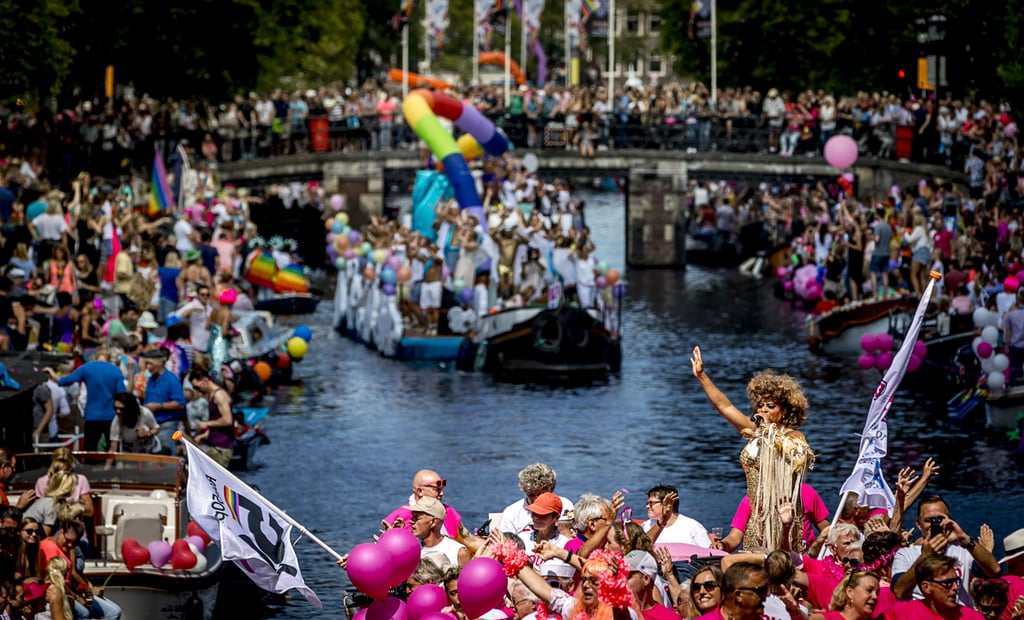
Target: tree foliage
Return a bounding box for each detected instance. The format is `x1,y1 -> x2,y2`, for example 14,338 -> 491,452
0,0 -> 79,106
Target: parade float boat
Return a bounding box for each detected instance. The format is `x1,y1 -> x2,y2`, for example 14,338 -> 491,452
9,452 -> 223,620
246,249 -> 321,316
254,292 -> 321,315
984,385 -> 1024,431
807,295 -> 916,356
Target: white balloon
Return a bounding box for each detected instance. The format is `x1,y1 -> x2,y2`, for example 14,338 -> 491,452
993,353 -> 1010,372
973,308 -> 990,328
187,543 -> 207,573
982,325 -> 1000,344
981,358 -> 995,374
988,371 -> 1006,390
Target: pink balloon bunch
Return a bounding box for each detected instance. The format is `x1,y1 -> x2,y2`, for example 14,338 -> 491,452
792,265 -> 822,301
858,332 -> 899,371
406,584 -> 447,620
347,529 -> 421,601
456,558 -> 508,618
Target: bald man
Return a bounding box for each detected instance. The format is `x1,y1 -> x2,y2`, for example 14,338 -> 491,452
382,469 -> 464,540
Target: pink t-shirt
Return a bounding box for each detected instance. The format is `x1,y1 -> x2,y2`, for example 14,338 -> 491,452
376,99 -> 398,122
34,474 -> 91,501
212,239 -> 235,274
730,484 -> 830,550
1002,575 -> 1024,620
885,599 -> 985,620
642,603 -> 681,620
383,503 -> 462,540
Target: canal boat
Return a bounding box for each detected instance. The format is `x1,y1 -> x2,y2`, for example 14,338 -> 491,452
9,452 -> 223,620
807,295 -> 916,356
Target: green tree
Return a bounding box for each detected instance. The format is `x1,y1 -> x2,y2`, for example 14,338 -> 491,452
0,0 -> 79,107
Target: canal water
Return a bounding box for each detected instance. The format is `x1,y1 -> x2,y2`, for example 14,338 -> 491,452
239,190 -> 1024,618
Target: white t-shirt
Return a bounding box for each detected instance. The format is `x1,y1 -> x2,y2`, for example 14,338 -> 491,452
892,543 -> 976,606
420,536 -> 466,569
33,213 -> 68,241
641,514 -> 712,547
174,219 -> 194,251
174,299 -> 211,350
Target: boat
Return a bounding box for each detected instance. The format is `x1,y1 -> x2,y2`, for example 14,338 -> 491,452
458,305 -> 622,376
807,295 -> 917,356
254,292 -> 321,315
230,407 -> 271,472
228,311 -> 296,387
687,221 -> 781,269
9,452 -> 223,620
984,385 -> 1024,431
889,309 -> 976,400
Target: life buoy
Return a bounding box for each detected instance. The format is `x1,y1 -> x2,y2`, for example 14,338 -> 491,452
563,311 -> 591,350
532,314 -> 562,354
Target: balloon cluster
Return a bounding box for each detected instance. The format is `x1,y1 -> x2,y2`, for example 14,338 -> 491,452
346,529 -> 506,620
121,523 -> 212,572
858,333 -> 927,372
791,264 -> 823,302
594,262 -> 621,290
971,319 -> 1009,390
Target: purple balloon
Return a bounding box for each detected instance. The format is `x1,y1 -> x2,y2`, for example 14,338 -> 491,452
860,333 -> 879,353
612,284 -> 626,299
185,535 -> 206,554
344,249 -> 356,259
907,354 -> 922,372
458,287 -> 474,306
386,255 -> 403,271
595,275 -> 608,289
406,584 -> 447,620
349,230 -> 362,245
147,541 -> 173,568
875,351 -> 893,371
478,257 -> 492,273
457,558 -> 507,618
858,353 -> 876,370
347,543 -> 393,600
875,333 -> 894,353
367,597 -> 407,620
378,528 -> 421,588
382,283 -> 397,296
912,339 -> 927,359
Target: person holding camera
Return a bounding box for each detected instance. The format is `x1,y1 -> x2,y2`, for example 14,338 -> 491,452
891,495 -> 1000,606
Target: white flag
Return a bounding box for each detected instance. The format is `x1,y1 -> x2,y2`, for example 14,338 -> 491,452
183,441 -> 322,608
839,279 -> 938,511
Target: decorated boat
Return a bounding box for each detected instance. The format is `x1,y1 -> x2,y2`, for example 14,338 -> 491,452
807,295 -> 916,356
245,245 -> 320,315
9,452 -> 223,620
984,385 -> 1024,431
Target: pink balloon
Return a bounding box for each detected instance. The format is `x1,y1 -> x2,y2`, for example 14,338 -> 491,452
783,280 -> 794,292
367,597 -> 407,620
347,543 -> 393,600
354,610 -> 368,620
858,353 -> 876,370
875,333 -> 894,353
1005,277 -> 1020,293
824,135 -> 859,169
907,355 -> 922,372
860,333 -> 879,353
875,351 -> 893,371
804,282 -> 822,301
977,341 -> 994,359
377,528 -> 421,588
912,339 -> 927,359
185,535 -> 207,554
147,541 -> 173,568
841,172 -> 855,183
1016,270 -> 1024,284
456,558 -> 507,618
330,194 -> 346,211
420,613 -> 457,620
595,275 -> 609,289
406,584 -> 447,620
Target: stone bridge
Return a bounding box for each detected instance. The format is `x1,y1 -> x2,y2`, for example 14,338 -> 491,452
218,151 -> 965,268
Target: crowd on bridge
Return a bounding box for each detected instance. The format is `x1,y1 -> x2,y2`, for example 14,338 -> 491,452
0,77 -> 1019,187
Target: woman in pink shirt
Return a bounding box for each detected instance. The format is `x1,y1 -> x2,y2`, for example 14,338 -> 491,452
825,571 -> 880,620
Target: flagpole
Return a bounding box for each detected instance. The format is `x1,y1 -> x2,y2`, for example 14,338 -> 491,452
520,5 -> 528,84
473,7 -> 480,86
608,0 -> 615,100
564,0 -> 570,88
174,431 -> 346,562
504,25 -> 512,107
403,24 -> 410,99
710,0 -> 717,106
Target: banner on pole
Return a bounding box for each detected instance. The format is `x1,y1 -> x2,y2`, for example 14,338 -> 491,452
183,441 -> 322,608
425,0 -> 450,60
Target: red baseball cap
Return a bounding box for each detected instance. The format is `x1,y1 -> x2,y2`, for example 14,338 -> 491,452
524,492 -> 562,516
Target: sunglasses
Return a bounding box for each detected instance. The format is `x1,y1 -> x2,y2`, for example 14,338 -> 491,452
842,557 -> 862,568
419,480 -> 446,490
927,577 -> 959,590
22,529 -> 40,535
693,581 -> 719,592
735,585 -> 769,599
979,604 -> 1005,614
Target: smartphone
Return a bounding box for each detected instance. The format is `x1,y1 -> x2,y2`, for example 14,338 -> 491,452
928,516 -> 944,538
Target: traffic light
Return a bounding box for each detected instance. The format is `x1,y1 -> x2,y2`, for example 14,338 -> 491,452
897,69 -> 906,79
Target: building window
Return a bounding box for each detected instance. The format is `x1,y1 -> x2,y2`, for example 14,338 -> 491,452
626,9 -> 640,34
649,53 -> 663,74
648,14 -> 661,34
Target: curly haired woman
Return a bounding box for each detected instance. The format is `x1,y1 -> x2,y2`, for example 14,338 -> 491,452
690,346 -> 815,551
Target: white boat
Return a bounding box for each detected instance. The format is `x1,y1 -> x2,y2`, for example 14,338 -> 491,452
807,296 -> 916,357
984,384 -> 1024,430
230,311 -> 295,361
11,453 -> 223,620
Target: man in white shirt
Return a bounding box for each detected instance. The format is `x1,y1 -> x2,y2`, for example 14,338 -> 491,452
174,215 -> 195,252
496,463 -> 574,535
641,484 -> 711,547
409,496 -> 470,569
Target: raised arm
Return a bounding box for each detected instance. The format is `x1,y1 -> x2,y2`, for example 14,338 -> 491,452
690,346 -> 754,433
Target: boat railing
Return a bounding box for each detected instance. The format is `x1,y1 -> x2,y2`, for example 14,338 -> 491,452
33,425 -> 84,452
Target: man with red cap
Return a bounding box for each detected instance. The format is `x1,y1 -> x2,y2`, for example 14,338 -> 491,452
518,492 -> 576,578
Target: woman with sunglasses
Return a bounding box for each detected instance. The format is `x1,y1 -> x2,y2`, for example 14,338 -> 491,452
691,346 -> 814,552
826,571 -> 880,620
688,566 -> 723,620
13,517 -> 43,579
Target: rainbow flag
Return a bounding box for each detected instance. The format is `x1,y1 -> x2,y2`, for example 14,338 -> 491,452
148,149 -> 173,218
245,251 -> 278,289
581,0 -> 596,17
273,264 -> 309,294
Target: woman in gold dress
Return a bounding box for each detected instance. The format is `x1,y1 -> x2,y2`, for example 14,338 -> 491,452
690,346 -> 814,551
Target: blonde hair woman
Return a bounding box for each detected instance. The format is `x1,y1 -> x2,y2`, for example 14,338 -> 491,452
44,555 -> 73,620
32,447 -> 94,519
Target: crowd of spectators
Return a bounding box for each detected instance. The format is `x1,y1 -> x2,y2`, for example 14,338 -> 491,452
0,79 -> 1018,187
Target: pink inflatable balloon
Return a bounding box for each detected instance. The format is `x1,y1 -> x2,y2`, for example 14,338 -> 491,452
147,541 -> 173,568
367,597 -> 407,620
783,280 -> 794,292
858,353 -> 876,370
347,543 -> 393,600
875,333 -> 894,353
420,613 -> 458,620
407,584 -> 447,620
776,266 -> 788,279
330,194 -> 346,211
354,610 -> 368,620
377,528 -> 421,588
1005,276 -> 1020,293
860,333 -> 879,353
977,341 -> 994,359
457,558 -> 507,618
875,351 -> 893,371
185,535 -> 207,554
912,339 -> 927,359
1016,270 -> 1024,285
907,355 -> 922,372
824,135 -> 859,169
